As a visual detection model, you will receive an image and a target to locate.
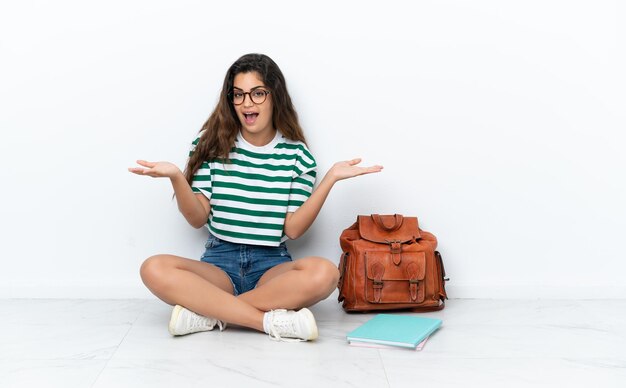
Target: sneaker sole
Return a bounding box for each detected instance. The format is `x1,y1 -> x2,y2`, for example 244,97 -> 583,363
168,305 -> 184,336
299,308 -> 319,340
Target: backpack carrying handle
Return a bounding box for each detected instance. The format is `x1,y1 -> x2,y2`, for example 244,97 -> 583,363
371,214 -> 403,232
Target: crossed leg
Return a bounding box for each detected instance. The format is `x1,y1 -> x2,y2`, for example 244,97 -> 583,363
239,257 -> 339,311
140,254 -> 339,332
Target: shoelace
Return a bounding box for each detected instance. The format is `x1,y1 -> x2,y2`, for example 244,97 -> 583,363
183,309 -> 226,332
267,309 -> 304,342
187,312 -> 213,331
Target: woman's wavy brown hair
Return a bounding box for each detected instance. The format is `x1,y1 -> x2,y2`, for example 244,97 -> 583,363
184,53 -> 307,186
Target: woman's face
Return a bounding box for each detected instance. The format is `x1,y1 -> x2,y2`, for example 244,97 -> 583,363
232,71 -> 275,146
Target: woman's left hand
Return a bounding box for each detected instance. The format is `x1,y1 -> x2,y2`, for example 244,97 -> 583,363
327,158 -> 383,182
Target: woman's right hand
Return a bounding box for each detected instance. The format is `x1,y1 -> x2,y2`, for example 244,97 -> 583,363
128,160 -> 181,179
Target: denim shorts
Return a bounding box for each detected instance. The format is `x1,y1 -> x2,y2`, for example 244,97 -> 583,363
200,233 -> 293,296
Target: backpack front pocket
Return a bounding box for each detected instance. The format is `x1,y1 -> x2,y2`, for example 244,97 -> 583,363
364,251 -> 426,304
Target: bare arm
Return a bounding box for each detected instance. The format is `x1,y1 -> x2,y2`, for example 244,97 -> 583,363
128,160 -> 210,228
283,158 -> 383,239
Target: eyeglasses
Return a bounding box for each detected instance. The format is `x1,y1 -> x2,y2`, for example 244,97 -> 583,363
230,89 -> 271,105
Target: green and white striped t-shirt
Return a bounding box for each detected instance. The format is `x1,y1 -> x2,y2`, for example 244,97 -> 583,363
190,130 -> 317,246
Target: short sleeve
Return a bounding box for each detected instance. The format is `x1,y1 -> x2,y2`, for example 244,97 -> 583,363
189,134 -> 212,200
287,148 -> 317,213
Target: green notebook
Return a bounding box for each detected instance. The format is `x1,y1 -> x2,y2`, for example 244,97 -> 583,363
346,314 -> 442,349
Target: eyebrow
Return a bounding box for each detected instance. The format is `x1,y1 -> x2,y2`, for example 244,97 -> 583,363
232,85 -> 266,91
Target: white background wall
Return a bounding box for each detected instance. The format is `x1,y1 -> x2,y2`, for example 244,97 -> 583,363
1,1 -> 624,299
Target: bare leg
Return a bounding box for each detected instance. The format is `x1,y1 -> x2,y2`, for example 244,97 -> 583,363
140,254 -> 265,331
238,256 -> 340,311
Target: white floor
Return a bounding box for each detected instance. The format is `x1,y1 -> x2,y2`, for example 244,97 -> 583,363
1,296 -> 625,388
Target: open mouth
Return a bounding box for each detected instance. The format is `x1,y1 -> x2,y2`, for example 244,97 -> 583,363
243,113 -> 259,125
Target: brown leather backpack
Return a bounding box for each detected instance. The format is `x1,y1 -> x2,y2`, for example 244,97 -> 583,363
337,214 -> 448,312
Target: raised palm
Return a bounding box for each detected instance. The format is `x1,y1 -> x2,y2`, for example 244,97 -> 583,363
329,158 -> 383,181
128,160 -> 181,178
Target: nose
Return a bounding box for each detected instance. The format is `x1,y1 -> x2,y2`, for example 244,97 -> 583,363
243,93 -> 254,107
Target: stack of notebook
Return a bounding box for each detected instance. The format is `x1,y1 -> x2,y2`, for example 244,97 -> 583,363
346,314 -> 442,350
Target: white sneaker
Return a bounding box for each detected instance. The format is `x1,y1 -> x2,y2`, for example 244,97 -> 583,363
264,308 -> 318,342
168,305 -> 226,336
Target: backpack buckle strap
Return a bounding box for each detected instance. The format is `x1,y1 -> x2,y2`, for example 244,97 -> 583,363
387,240 -> 403,265
406,263 -> 419,301
371,262 -> 385,303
